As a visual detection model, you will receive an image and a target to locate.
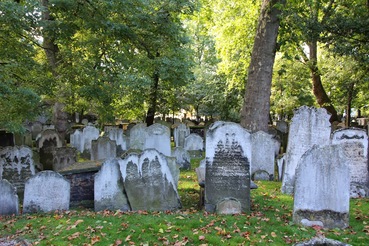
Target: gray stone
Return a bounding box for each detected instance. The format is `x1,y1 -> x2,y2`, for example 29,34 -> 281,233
282,106 -> 331,194
118,149 -> 181,211
70,129 -> 83,153
216,198 -> 242,215
23,171 -> 70,213
0,146 -> 36,193
205,121 -> 251,213
128,123 -> 147,150
51,147 -> 77,171
82,125 -> 100,153
173,124 -> 190,148
0,179 -> 19,215
31,121 -> 43,140
172,147 -> 191,170
293,144 -> 350,229
251,131 -> 279,180
184,133 -> 204,158
144,123 -> 171,156
91,136 -> 117,161
107,128 -> 127,153
294,237 -> 351,246
331,128 -> 369,198
94,159 -> 130,211
36,129 -> 63,151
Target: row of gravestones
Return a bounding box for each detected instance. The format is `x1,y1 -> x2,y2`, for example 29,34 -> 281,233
278,106 -> 369,229
0,148 -> 181,215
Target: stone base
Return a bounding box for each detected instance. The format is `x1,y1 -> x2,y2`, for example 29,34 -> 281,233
293,209 -> 349,229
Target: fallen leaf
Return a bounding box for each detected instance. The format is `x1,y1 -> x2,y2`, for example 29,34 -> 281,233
91,235 -> 100,245
114,239 -> 123,246
271,232 -> 277,237
125,235 -> 131,242
68,232 -> 80,241
199,235 -> 205,241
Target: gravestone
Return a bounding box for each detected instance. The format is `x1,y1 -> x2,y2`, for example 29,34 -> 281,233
91,137 -> 117,161
82,125 -> 100,155
251,131 -> 280,181
184,133 -> 204,157
70,129 -> 83,153
331,128 -> 369,198
118,149 -> 181,211
144,123 -> 171,156
281,106 -> 331,194
129,123 -> 147,150
293,144 -> 350,229
205,121 -> 252,213
14,130 -> 33,147
52,147 -> 77,171
0,179 -> 19,215
172,147 -> 191,170
37,129 -> 64,170
94,159 -> 130,211
107,128 -> 127,154
294,237 -> 351,246
276,154 -> 286,181
0,146 -> 36,193
31,121 -> 43,140
174,123 -> 190,148
23,171 -> 70,213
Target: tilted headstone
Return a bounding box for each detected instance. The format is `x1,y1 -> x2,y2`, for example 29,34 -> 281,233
174,123 -> 190,148
293,144 -> 350,229
91,137 -> 117,161
94,159 -> 130,211
331,128 -> 369,198
281,106 -> 331,194
0,179 -> 19,215
129,123 -> 147,150
172,147 -> 191,170
251,131 -> 280,181
23,171 -> 70,213
51,147 -> 77,171
205,121 -> 251,213
37,129 -> 64,170
144,123 -> 171,156
0,146 -> 36,193
184,133 -> 204,158
118,149 -> 181,211
107,128 -> 127,153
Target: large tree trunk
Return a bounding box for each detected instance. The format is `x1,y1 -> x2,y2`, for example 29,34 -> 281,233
145,71 -> 160,126
240,0 -> 285,133
345,82 -> 355,127
308,42 -> 339,123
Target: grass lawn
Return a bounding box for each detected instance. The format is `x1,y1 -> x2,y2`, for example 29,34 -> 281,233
1,157 -> 368,245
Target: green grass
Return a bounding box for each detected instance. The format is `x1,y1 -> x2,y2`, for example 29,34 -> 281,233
1,157 -> 368,245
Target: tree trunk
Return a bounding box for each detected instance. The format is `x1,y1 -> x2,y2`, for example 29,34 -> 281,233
345,82 -> 355,127
308,42 -> 339,123
145,71 -> 159,126
240,0 -> 285,133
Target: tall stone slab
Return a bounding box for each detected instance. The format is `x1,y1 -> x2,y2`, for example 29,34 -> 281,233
37,129 -> 64,170
23,171 -> 70,213
293,144 -> 350,229
281,106 -> 331,194
144,123 -> 171,156
0,179 -> 19,215
70,129 -> 83,153
251,131 -> 280,180
0,146 -> 36,193
91,137 -> 117,161
118,149 -> 181,211
94,159 -> 130,211
107,128 -> 127,153
129,123 -> 147,150
82,125 -> 100,153
174,123 -> 190,148
172,147 -> 191,170
205,121 -> 251,213
184,133 -> 204,157
331,128 -> 369,198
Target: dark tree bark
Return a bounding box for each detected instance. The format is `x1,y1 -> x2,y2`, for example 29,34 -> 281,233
308,42 -> 339,123
240,0 -> 285,133
145,70 -> 160,126
345,82 -> 355,127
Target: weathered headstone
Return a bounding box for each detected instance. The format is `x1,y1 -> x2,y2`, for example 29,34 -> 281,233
173,123 -> 190,148
251,131 -> 280,181
293,144 -> 350,229
91,137 -> 117,161
107,128 -> 127,154
0,146 -> 36,193
129,123 -> 147,150
82,125 -> 100,153
37,129 -> 64,170
294,237 -> 351,246
118,149 -> 181,211
281,106 -> 331,194
144,123 -> 171,156
0,179 -> 19,215
52,147 -> 77,171
331,128 -> 369,198
172,147 -> 191,170
70,129 -> 83,153
94,159 -> 130,211
205,121 -> 251,213
23,171 -> 70,213
31,121 -> 43,140
184,133 -> 204,158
